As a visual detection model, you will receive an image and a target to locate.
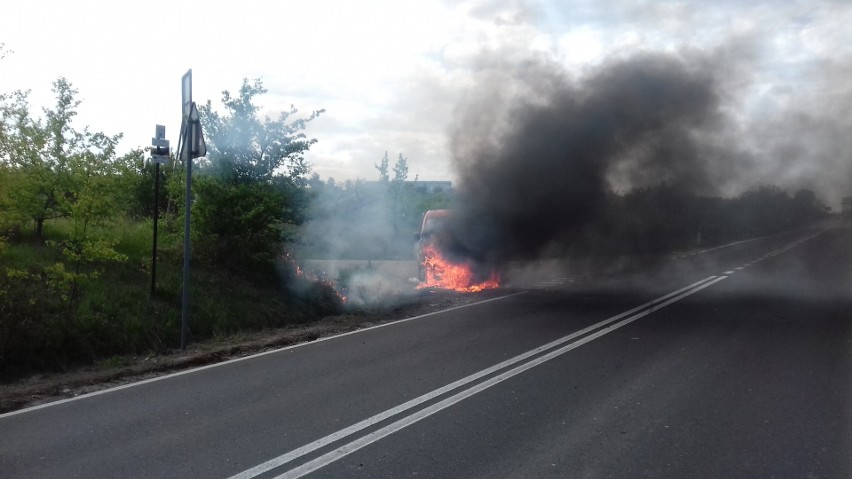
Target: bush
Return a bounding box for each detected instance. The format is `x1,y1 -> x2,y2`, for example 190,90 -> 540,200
192,176 -> 287,271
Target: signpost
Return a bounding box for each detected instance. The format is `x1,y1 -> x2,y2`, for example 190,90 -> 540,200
179,69 -> 206,350
150,125 -> 169,298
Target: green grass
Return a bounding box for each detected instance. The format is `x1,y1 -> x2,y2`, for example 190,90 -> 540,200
0,215 -> 342,381
1,242 -> 61,269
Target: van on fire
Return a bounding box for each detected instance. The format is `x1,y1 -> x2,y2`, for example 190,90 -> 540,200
416,209 -> 452,282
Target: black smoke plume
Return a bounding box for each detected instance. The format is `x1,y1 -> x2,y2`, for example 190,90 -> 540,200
445,52 -> 728,267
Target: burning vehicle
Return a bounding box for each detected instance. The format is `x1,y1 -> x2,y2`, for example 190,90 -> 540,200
415,209 -> 500,292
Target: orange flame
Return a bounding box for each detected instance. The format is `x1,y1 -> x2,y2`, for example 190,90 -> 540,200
418,244 -> 500,293
282,253 -> 348,304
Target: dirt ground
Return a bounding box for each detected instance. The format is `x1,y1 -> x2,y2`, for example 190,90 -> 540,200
0,288 -> 505,415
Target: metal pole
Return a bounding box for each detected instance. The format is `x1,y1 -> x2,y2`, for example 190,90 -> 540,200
150,161 -> 160,297
150,125 -> 169,298
181,121 -> 192,350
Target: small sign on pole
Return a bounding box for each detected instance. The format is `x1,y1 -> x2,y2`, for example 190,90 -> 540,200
150,125 -> 169,298
151,124 -> 169,164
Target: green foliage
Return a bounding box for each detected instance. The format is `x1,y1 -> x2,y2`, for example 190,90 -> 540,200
1,78 -> 125,239
561,184 -> 830,256
193,78 -> 323,268
199,78 -> 324,185
0,166 -> 12,230
122,149 -> 179,219
192,176 -> 287,270
375,151 -> 390,182
0,217 -> 343,378
392,153 -> 408,183
0,74 -> 346,380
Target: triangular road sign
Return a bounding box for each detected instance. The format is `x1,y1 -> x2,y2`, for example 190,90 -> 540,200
182,102 -> 207,160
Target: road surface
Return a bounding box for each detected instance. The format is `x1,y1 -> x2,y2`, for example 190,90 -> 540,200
1,223 -> 850,478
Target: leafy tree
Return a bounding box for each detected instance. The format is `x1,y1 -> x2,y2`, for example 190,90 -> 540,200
0,89 -> 44,231
0,78 -> 127,300
1,78 -> 125,239
194,78 -> 323,270
375,151 -> 390,182
388,153 -> 410,239
392,153 -> 408,183
198,78 -> 323,185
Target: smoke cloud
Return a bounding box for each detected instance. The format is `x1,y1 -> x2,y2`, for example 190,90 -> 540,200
447,51 -> 736,265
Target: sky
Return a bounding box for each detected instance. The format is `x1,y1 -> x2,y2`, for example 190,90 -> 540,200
2,0 -> 852,203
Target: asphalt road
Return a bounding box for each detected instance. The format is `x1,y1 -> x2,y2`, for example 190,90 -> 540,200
1,223 -> 850,478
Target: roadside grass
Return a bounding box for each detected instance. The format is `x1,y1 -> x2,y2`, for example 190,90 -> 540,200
0,216 -> 342,382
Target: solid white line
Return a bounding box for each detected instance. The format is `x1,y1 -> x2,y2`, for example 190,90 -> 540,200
0,292 -> 525,420
763,232 -> 822,258
272,276 -> 729,479
229,276 -> 719,479
671,235 -> 766,260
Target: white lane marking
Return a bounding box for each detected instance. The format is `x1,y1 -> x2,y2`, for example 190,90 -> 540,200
269,276 -> 729,479
230,276 -> 720,479
532,276 -> 588,288
671,235 -> 767,259
762,231 -> 822,259
712,231 -> 825,280
0,292 -> 525,420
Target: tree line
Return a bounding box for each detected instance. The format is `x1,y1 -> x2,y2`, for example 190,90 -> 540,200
563,184 -> 829,256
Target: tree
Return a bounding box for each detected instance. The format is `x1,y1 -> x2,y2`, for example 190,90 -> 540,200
198,78 -> 324,185
1,78 -> 124,239
392,153 -> 408,183
389,153 -> 410,238
0,89 -> 48,233
375,151 -> 390,182
0,77 -> 128,327
194,78 -> 324,270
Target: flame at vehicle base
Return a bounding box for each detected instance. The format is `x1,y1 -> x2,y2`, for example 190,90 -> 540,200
417,244 -> 500,293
